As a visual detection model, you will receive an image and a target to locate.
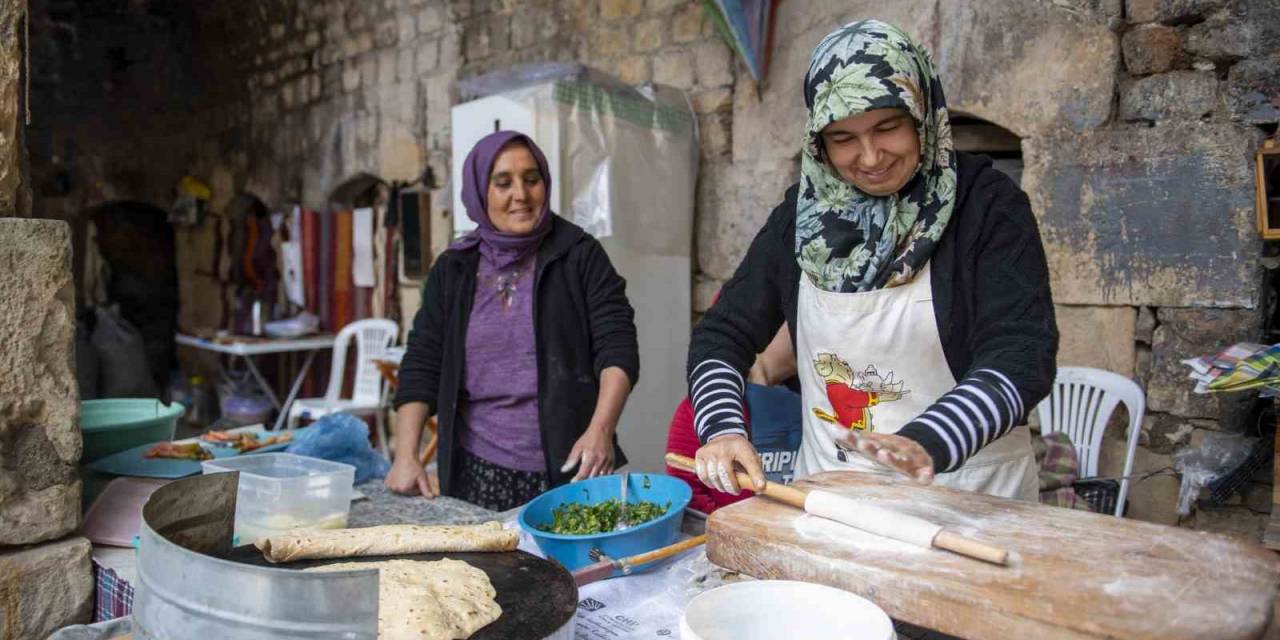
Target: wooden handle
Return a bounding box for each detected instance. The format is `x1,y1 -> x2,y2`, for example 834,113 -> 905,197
664,452 -> 809,508
932,530 -> 1009,566
621,534 -> 708,568
666,452 -> 1009,566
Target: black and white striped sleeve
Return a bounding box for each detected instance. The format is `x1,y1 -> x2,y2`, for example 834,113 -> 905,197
895,368 -> 1028,473
689,359 -> 748,443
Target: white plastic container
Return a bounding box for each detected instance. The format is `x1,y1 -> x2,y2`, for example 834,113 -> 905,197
680,580 -> 896,640
202,453 -> 355,543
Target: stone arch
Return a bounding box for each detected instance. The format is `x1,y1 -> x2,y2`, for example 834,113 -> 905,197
85,200 -> 178,395
326,172 -> 388,211
950,111 -> 1024,186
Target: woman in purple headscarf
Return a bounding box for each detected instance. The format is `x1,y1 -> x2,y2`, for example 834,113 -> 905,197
387,131 -> 639,511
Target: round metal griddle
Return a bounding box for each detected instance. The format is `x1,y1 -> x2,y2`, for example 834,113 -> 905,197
224,545 -> 578,640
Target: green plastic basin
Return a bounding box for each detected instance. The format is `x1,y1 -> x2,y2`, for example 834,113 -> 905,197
80,399 -> 185,463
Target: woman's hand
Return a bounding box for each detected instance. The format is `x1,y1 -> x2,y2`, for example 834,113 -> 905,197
695,433 -> 766,495
384,457 -> 438,497
835,429 -> 935,484
561,423 -> 616,481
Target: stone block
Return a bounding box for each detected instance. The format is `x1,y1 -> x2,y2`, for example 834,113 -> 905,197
1054,305 -> 1137,377
1146,307 -> 1262,421
1227,54 -> 1280,124
417,4 -> 446,35
613,55 -> 650,85
1183,8 -> 1266,62
696,159 -> 800,281
648,0 -> 686,12
0,538 -> 93,637
1022,123 -> 1263,308
671,3 -> 704,44
378,48 -> 398,86
693,41 -> 734,88
600,0 -> 643,20
0,220 -> 81,546
1121,24 -> 1183,74
1126,0 -> 1225,23
488,14 -> 510,51
1097,438 -> 1180,525
634,17 -> 664,53
1118,71 -> 1218,122
416,39 -> 439,74
322,65 -> 342,98
343,62 -> 362,92
938,1 -> 1117,135
691,87 -> 733,114
398,16 -> 417,46
653,48 -> 695,90
378,120 -> 424,182
340,32 -> 375,59
589,23 -> 630,59
462,18 -> 491,60
397,47 -> 415,81
510,6 -> 556,49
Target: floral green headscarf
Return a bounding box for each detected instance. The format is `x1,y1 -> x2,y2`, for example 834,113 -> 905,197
796,20 -> 956,293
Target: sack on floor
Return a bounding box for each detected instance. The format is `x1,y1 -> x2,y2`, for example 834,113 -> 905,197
91,305 -> 157,398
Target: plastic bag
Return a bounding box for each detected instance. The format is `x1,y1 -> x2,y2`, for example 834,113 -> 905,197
1173,432 -> 1257,515
91,305 -> 157,398
285,413 -> 390,484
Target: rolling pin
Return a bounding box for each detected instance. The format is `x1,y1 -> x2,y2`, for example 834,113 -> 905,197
666,453 -> 1009,565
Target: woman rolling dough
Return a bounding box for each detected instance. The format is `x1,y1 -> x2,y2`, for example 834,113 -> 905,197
688,20 -> 1058,500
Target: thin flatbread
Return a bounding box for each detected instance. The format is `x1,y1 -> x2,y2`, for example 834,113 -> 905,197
307,558 -> 501,640
255,521 -> 519,563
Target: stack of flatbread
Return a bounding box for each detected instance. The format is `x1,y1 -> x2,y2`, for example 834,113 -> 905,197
257,522 -> 519,640
307,559 -> 500,640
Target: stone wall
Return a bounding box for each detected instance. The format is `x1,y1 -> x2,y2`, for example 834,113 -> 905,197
0,218 -> 93,636
23,0 -> 1280,539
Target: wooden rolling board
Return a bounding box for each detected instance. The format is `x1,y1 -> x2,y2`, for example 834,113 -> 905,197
707,471 -> 1280,640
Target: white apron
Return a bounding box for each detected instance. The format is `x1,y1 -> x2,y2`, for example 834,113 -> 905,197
794,263 -> 1038,500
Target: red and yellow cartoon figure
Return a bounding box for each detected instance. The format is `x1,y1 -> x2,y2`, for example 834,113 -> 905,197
811,353 -> 909,433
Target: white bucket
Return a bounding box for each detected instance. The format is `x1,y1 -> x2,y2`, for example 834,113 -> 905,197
680,580 -> 895,640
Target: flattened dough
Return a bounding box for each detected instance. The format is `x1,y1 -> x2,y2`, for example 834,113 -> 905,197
307,558 -> 501,640
256,521 -> 518,563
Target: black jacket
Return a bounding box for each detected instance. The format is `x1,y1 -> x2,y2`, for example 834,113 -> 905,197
395,216 -> 639,495
689,152 -> 1058,471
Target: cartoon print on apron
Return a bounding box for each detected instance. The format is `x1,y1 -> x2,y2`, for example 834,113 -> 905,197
794,262 -> 1039,500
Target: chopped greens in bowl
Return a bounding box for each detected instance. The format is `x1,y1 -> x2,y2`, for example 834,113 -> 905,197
537,498 -> 671,535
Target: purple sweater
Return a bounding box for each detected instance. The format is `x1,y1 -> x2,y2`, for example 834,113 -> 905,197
458,251 -> 545,472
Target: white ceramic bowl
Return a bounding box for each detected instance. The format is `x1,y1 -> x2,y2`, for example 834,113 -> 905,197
680,580 -> 895,640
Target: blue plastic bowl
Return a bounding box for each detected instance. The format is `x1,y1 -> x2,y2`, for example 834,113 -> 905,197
519,473 -> 692,573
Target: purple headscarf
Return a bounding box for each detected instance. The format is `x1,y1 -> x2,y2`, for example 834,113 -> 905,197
453,130 -> 554,268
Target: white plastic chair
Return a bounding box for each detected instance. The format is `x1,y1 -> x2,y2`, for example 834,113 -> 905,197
287,319 -> 401,455
1034,366 -> 1146,517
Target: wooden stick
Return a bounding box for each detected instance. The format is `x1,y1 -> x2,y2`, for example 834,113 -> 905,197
620,534 -> 707,570
665,452 -> 1009,566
